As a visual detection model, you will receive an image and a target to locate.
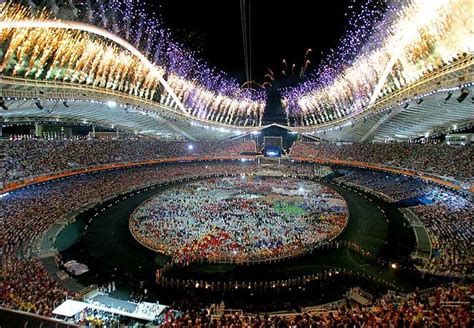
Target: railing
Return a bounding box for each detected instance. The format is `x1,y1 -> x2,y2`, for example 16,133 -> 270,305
440,301 -> 471,308
400,208 -> 432,262
302,298 -> 347,314
0,306 -> 80,327
347,287 -> 374,303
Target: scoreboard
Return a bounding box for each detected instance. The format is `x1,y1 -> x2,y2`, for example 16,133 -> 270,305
263,136 -> 283,157
264,146 -> 282,157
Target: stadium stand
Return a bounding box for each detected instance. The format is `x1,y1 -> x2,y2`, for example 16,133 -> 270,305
0,139 -> 256,186
0,162 -> 256,316
330,169 -> 473,278
160,284 -> 472,327
290,142 -> 473,183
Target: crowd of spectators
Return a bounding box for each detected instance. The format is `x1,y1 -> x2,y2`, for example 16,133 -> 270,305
0,161 -> 257,316
335,169 -> 437,202
332,168 -> 473,279
1,138 -> 472,323
290,141 -> 472,183
131,177 -> 348,264
0,139 -> 256,186
411,190 -> 473,278
0,258 -> 75,316
161,284 -> 472,327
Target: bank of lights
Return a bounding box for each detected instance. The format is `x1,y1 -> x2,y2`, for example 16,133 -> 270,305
106,100 -> 117,108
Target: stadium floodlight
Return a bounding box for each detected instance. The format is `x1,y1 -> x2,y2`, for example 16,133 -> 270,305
34,99 -> 44,110
444,91 -> 453,102
106,100 -> 117,108
187,144 -> 194,150
0,97 -> 8,110
456,88 -> 469,103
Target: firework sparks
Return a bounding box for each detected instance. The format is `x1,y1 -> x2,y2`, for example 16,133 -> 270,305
282,0 -> 472,127
0,1 -> 265,127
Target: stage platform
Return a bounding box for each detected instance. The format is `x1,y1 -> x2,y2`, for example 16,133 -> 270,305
53,296 -> 168,322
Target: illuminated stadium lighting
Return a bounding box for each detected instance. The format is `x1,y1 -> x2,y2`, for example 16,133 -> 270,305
457,88 -> 469,103
34,99 -> 44,110
106,100 -> 117,108
187,144 -> 194,150
444,91 -> 453,102
391,263 -> 398,270
0,97 -> 8,110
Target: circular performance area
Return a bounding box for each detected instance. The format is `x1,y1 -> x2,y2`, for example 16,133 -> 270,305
130,176 -> 349,264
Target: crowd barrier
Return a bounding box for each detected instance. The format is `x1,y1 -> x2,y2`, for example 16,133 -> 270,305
155,239 -> 404,294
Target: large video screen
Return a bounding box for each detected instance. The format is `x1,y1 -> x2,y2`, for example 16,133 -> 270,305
264,146 -> 282,158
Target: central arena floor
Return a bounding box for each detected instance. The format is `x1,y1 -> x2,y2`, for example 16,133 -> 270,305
130,176 -> 348,263
57,175 -> 426,311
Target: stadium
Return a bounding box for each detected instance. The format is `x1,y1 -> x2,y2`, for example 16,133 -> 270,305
0,0 -> 472,326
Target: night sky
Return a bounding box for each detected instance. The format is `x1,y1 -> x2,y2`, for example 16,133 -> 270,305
154,0 -> 353,85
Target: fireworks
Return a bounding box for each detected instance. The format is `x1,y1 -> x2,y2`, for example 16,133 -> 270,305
1,0 -> 471,128
0,1 -> 265,127
282,0 -> 473,127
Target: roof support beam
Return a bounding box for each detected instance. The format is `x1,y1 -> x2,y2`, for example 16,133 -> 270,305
152,115 -> 197,141
359,105 -> 405,142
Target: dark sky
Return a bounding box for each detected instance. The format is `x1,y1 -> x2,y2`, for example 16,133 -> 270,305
155,0 -> 353,84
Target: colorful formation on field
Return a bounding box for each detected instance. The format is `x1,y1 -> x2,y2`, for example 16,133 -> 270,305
130,177 -> 349,263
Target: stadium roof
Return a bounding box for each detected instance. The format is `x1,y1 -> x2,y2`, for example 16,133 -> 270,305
0,1 -> 472,141
303,89 -> 474,142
